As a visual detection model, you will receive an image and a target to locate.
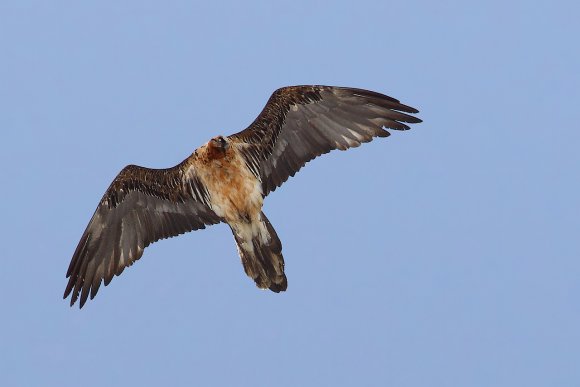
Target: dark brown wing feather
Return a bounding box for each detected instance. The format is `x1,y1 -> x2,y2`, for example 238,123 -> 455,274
231,85 -> 422,196
64,162 -> 221,308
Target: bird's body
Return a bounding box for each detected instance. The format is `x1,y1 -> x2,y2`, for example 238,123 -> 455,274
64,85 -> 421,308
195,138 -> 264,224
194,137 -> 286,291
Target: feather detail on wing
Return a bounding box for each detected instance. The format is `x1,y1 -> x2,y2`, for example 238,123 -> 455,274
230,85 -> 422,196
64,162 -> 221,308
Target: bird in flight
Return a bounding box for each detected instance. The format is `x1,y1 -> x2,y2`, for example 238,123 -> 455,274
64,85 -> 421,308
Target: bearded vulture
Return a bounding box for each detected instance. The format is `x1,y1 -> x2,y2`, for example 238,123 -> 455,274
64,85 -> 422,308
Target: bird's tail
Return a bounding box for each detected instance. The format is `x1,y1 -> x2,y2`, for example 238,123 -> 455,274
231,212 -> 287,292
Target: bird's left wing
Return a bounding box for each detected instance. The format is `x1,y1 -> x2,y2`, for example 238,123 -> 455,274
64,161 -> 221,308
230,85 -> 422,196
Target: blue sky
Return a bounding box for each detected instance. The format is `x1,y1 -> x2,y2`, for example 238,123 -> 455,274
1,1 -> 579,386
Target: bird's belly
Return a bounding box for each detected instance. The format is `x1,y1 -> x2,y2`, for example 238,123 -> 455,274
202,160 -> 263,223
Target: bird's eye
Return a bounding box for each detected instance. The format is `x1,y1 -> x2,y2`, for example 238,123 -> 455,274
219,137 -> 226,144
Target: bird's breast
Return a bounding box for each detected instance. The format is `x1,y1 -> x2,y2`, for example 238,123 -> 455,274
194,147 -> 263,223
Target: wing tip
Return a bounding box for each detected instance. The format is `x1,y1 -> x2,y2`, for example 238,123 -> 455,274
399,115 -> 422,125
404,106 -> 420,115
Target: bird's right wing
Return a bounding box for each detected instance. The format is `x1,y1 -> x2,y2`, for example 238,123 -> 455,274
64,161 -> 221,308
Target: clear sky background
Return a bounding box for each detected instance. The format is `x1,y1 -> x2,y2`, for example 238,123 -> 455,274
1,1 -> 578,386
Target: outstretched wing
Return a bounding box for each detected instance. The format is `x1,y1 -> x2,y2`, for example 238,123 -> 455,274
64,161 -> 221,308
230,85 -> 422,196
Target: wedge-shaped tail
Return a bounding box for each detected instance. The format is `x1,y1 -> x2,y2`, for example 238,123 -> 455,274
231,212 -> 287,292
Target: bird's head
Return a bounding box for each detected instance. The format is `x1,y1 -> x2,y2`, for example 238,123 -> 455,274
205,135 -> 229,160
210,135 -> 229,150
